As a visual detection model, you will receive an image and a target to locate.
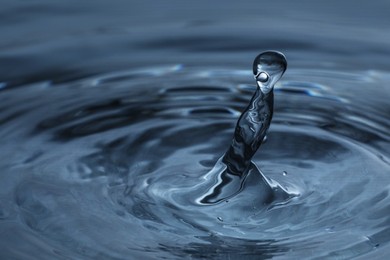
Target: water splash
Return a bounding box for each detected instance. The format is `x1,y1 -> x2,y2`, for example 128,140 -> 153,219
198,51 -> 297,205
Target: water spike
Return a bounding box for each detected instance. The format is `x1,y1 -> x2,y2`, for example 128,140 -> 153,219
222,51 -> 287,176
198,51 -> 294,205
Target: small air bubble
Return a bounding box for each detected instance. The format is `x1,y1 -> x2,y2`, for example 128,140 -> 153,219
282,171 -> 288,176
256,72 -> 269,83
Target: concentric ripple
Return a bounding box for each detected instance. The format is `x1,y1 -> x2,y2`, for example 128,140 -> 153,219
0,66 -> 389,259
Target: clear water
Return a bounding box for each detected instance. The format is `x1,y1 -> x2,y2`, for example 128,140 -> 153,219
1,1 -> 390,259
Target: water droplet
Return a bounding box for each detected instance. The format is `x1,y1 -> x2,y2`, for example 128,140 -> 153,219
282,171 -> 288,176
365,236 -> 380,249
217,217 -> 223,222
325,227 -> 334,233
253,51 -> 287,94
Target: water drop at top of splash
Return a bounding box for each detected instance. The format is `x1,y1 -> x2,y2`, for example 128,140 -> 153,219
253,51 -> 287,94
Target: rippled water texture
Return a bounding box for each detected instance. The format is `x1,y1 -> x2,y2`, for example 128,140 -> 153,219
1,1 -> 390,259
